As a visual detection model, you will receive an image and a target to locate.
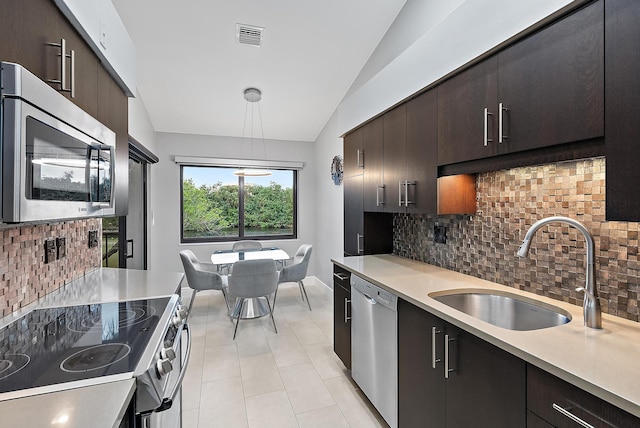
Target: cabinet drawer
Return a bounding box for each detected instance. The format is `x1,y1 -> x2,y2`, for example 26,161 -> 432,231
333,266 -> 351,290
527,364 -> 640,428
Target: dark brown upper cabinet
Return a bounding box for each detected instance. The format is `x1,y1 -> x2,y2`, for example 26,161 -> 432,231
0,0 -> 99,117
496,0 -> 603,154
605,0 -> 640,221
382,104 -> 407,213
343,127 -> 364,178
364,91 -> 440,214
438,0 -> 603,166
438,56 -> 499,165
362,117 -> 384,212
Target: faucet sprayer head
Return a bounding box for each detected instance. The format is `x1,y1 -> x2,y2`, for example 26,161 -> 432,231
516,239 -> 531,257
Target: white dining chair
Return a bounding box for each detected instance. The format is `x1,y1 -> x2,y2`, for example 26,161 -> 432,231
179,250 -> 230,317
232,240 -> 263,252
276,244 -> 313,310
228,259 -> 278,339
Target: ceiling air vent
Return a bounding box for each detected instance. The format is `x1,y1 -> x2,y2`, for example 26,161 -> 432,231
236,24 -> 264,47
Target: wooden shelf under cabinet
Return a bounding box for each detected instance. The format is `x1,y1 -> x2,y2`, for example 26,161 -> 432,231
437,174 -> 476,215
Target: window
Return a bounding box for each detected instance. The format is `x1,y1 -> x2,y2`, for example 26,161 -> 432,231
180,166 -> 297,242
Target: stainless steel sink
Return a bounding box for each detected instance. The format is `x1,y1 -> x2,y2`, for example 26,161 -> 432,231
429,290 -> 571,331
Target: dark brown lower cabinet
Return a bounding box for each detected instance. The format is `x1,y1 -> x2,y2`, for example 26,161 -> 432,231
398,299 -> 526,427
332,265 -> 351,369
527,364 -> 640,428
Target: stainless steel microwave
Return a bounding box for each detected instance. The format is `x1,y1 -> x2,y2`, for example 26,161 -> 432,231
0,62 -> 116,223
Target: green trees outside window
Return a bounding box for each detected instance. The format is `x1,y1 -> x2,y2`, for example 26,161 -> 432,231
181,166 -> 296,241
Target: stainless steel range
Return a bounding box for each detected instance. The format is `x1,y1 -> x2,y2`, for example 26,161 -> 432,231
0,294 -> 190,427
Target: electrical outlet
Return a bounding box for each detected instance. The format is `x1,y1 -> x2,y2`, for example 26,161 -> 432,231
56,237 -> 66,259
44,238 -> 57,264
434,225 -> 447,244
88,230 -> 99,248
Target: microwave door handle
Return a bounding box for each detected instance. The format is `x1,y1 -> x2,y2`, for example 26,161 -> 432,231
154,323 -> 192,413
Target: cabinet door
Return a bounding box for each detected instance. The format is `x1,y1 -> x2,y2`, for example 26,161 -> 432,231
343,175 -> 363,256
605,0 -> 640,221
445,323 -> 526,428
398,299 -> 446,428
438,56 -> 498,165
406,90 -> 438,214
333,270 -> 351,370
343,128 -> 364,178
362,117 -> 384,212
98,64 -> 129,217
527,364 -> 640,428
497,0 -> 603,154
6,0 -> 99,117
383,105 -> 407,214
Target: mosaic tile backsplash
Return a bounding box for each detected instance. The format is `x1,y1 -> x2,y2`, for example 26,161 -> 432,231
394,157 -> 640,322
0,219 -> 101,317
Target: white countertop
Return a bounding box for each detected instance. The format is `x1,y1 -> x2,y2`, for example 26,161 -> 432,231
333,254 -> 640,418
0,267 -> 185,427
0,267 -> 184,329
0,379 -> 136,428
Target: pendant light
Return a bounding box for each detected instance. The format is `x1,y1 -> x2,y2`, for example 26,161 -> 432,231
234,87 -> 271,177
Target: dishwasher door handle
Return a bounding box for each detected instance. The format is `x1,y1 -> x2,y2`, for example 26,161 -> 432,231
362,293 -> 377,305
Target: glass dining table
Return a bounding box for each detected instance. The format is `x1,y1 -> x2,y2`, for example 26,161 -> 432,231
211,247 -> 290,319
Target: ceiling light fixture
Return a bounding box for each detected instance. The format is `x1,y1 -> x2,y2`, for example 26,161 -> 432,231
234,87 -> 271,177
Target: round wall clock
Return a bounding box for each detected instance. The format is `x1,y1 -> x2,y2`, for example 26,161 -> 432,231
330,155 -> 343,185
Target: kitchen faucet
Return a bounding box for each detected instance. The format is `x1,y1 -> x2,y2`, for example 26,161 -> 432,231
516,216 -> 602,329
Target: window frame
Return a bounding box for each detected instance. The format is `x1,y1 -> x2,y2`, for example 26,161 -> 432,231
180,165 -> 298,243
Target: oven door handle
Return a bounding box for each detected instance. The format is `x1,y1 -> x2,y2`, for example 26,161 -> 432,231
154,323 -> 192,413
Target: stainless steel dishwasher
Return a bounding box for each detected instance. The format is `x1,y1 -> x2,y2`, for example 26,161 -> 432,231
351,274 -> 398,428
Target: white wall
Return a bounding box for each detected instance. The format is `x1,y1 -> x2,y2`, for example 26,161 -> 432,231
313,109 -> 344,287
149,132 -> 316,274
312,0 -> 575,287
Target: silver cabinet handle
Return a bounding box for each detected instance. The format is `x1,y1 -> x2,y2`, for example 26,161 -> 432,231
47,38 -> 67,91
47,39 -> 75,98
404,181 -> 416,206
356,233 -> 363,254
344,298 -> 351,323
483,107 -> 493,147
398,181 -> 403,207
431,327 -> 442,368
444,334 -> 455,379
69,49 -> 75,98
498,102 -> 508,143
376,184 -> 385,206
552,403 -> 594,428
357,149 -> 364,169
333,273 -> 349,281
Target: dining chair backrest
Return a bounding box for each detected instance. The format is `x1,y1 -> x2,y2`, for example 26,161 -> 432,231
232,240 -> 263,252
228,259 -> 278,299
180,250 -> 225,291
278,244 -> 313,284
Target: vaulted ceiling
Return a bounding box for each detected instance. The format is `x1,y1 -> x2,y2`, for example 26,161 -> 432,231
112,0 -> 406,142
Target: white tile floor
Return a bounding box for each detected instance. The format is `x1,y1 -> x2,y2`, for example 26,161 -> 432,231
181,280 -> 389,428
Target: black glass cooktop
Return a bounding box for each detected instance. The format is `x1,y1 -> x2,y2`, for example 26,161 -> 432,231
0,297 -> 170,395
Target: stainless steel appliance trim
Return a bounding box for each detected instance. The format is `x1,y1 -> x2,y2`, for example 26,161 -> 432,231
552,403 -> 595,428
350,275 -> 398,428
3,99 -> 115,222
152,323 -> 192,413
134,295 -> 181,378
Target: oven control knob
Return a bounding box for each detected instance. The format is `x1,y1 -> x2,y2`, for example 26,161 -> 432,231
161,347 -> 176,361
176,307 -> 188,320
156,358 -> 173,377
171,314 -> 185,327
